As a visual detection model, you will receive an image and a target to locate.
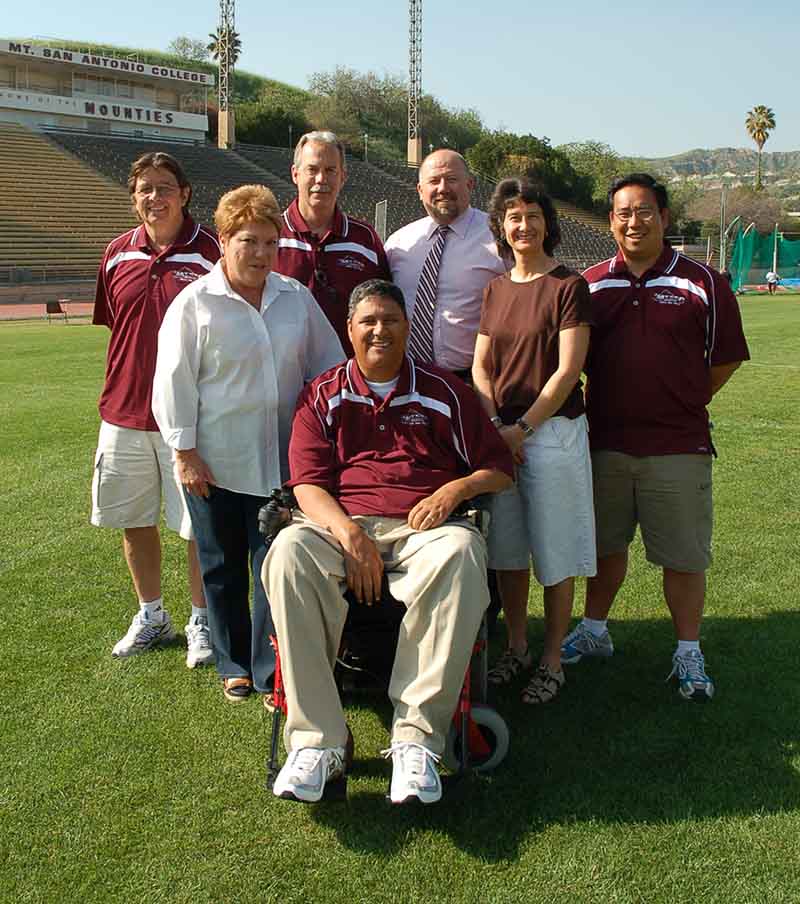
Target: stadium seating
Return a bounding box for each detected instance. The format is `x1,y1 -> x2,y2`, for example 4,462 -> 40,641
1,125 -> 617,281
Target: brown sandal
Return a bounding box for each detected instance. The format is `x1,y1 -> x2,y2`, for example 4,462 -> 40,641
488,647 -> 533,685
521,665 -> 565,705
223,676 -> 253,703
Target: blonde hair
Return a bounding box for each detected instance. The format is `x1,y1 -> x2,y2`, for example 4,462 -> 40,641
214,184 -> 282,239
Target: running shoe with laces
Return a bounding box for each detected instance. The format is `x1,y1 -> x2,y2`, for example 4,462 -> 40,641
384,742 -> 442,805
273,747 -> 346,802
185,616 -> 214,668
560,622 -> 614,665
668,649 -> 715,702
112,610 -> 176,658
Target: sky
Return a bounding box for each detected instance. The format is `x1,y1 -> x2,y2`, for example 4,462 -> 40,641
5,1 -> 799,159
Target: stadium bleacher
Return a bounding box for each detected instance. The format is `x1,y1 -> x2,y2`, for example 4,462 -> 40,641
1,125 -> 617,282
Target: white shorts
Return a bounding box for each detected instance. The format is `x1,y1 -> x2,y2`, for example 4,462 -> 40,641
487,414 -> 597,586
90,421 -> 193,540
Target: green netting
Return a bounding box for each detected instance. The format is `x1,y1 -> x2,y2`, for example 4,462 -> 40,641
729,228 -> 800,290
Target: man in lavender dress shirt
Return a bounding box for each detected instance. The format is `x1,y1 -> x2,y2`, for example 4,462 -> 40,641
385,149 -> 507,382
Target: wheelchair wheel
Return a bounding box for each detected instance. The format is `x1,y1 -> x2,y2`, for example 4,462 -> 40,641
442,704 -> 509,773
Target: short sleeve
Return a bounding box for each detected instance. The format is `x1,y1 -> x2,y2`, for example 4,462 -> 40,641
287,384 -> 336,491
710,274 -> 750,366
559,274 -> 594,330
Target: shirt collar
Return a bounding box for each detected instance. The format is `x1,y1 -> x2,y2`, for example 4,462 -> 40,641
285,198 -> 346,241
611,241 -> 675,277
346,355 -> 413,403
425,205 -> 473,241
204,261 -> 280,312
133,215 -> 198,253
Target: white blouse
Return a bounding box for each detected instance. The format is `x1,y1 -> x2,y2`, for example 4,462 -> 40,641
152,262 -> 344,496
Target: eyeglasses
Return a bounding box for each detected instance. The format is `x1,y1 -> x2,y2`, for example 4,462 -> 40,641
135,183 -> 180,198
613,206 -> 657,223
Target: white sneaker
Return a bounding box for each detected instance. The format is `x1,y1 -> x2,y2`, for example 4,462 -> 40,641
273,747 -> 346,803
384,742 -> 442,805
112,610 -> 176,658
185,617 -> 213,668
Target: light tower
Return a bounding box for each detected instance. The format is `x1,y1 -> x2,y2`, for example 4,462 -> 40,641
407,0 -> 422,166
217,0 -> 236,149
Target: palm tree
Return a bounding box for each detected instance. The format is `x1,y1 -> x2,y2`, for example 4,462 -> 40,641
745,105 -> 776,191
207,28 -> 242,66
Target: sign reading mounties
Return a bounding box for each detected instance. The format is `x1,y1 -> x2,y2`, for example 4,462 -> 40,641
1,39 -> 215,87
0,88 -> 208,131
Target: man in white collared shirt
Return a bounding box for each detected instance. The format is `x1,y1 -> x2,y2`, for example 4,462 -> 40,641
385,149 -> 507,380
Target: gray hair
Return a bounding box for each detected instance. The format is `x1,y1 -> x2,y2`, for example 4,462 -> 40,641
293,130 -> 347,169
347,279 -> 406,320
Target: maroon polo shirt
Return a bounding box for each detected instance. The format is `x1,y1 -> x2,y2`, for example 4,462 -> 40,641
93,217 -> 221,432
583,244 -> 750,456
288,357 -> 514,517
274,200 -> 390,357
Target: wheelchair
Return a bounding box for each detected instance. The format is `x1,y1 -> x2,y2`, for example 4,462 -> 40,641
258,487 -> 510,795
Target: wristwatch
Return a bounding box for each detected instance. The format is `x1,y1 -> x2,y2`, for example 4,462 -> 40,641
515,418 -> 535,438
490,415 -> 502,428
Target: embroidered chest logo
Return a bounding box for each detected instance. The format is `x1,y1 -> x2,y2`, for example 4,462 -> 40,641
171,268 -> 201,284
337,255 -> 366,271
653,290 -> 685,305
400,411 -> 429,426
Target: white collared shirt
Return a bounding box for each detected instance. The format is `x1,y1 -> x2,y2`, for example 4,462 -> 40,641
385,206 -> 508,370
152,262 -> 344,496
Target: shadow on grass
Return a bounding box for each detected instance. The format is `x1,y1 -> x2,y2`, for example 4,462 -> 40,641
309,611 -> 800,861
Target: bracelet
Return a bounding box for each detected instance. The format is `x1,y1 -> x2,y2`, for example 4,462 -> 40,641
515,418 -> 535,437
490,415 -> 502,428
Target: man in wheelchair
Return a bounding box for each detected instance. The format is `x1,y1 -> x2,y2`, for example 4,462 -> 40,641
263,279 -> 513,805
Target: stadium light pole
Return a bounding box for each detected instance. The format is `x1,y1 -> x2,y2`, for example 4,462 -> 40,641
407,0 -> 422,166
217,0 -> 236,149
289,123 -> 293,152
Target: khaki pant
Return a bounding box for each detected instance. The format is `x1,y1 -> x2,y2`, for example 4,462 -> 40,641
262,515 -> 489,756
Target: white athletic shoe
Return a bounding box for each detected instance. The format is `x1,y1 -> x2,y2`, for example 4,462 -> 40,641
112,610 -> 176,658
185,617 -> 214,668
273,747 -> 346,803
384,742 -> 442,805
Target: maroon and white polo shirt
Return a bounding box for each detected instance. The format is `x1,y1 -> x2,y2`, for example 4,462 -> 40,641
274,199 -> 390,357
288,357 -> 514,517
583,244 -> 750,456
93,216 -> 221,431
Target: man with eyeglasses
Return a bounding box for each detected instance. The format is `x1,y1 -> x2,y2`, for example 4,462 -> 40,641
560,173 -> 749,702
91,151 -> 221,666
274,130 -> 390,355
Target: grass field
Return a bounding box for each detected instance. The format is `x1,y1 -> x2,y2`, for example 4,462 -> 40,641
1,296 -> 799,904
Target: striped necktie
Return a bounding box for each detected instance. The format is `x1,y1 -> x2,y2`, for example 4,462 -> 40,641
408,225 -> 450,363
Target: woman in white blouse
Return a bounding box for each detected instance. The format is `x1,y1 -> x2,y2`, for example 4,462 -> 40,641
152,184 -> 344,704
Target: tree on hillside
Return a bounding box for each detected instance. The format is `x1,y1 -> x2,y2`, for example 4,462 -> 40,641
166,36 -> 209,63
559,140 -> 636,208
466,132 -> 588,204
208,28 -> 242,66
745,105 -> 776,191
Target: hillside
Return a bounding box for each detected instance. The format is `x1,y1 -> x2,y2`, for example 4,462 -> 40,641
643,147 -> 800,179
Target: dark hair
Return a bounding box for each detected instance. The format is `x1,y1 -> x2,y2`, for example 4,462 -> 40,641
607,173 -> 668,211
348,279 -> 406,320
487,178 -> 561,257
127,151 -> 192,215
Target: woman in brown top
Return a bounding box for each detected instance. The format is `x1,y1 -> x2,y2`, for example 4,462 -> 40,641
472,178 -> 596,704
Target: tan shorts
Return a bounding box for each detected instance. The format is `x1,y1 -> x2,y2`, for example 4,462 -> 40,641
90,421 -> 193,540
591,451 -> 712,573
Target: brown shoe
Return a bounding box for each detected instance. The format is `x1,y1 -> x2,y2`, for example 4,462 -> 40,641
223,676 -> 253,703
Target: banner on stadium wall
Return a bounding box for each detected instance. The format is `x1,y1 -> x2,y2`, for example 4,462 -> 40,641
1,40 -> 215,87
0,88 -> 208,131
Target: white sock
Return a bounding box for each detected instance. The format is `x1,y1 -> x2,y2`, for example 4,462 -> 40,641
676,640 -> 701,657
190,605 -> 207,622
139,597 -> 164,622
582,617 -> 607,637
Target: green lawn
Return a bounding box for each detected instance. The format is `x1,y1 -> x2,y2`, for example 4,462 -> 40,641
1,297 -> 799,904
